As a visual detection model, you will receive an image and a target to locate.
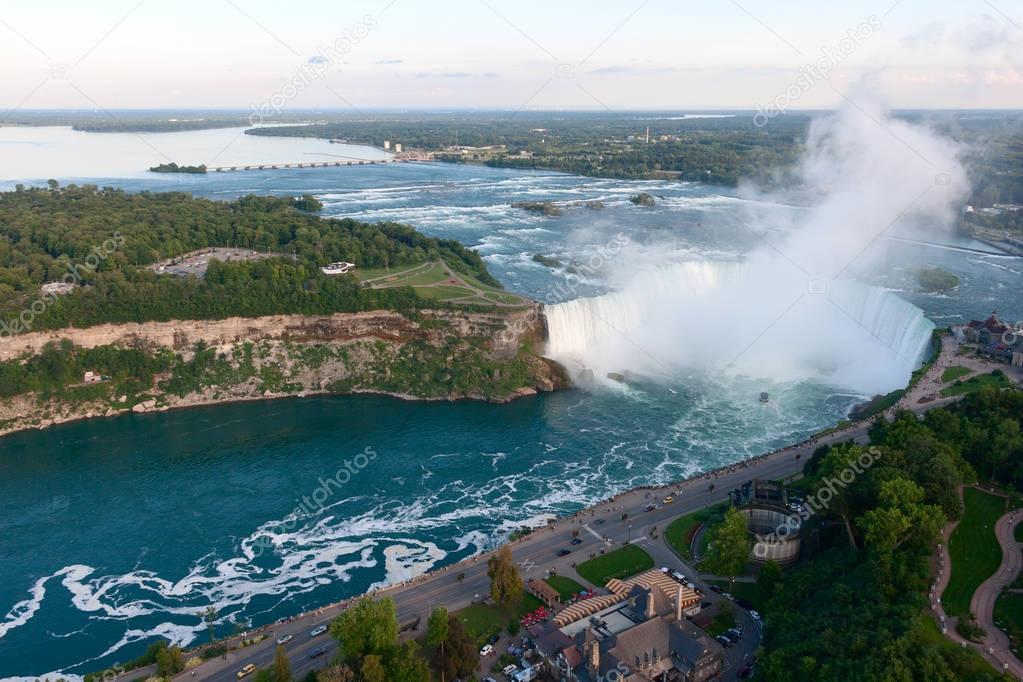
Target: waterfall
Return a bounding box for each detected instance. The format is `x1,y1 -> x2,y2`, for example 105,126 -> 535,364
544,261 -> 933,396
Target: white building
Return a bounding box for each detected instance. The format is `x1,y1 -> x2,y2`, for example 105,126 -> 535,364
320,262 -> 356,275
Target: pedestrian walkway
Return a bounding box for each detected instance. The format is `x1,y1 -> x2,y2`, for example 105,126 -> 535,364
933,492 -> 1023,679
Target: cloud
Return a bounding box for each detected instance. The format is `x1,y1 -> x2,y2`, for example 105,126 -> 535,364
375,59 -> 403,65
900,22 -> 944,48
414,71 -> 474,78
307,55 -> 328,65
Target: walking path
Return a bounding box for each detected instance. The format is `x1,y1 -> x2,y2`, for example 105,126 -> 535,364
933,494 -> 1023,679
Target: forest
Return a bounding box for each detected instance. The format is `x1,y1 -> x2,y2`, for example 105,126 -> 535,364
758,387 -> 1023,681
0,184 -> 499,332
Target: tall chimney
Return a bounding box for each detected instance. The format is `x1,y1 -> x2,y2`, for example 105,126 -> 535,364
646,589 -> 656,619
676,584 -> 684,621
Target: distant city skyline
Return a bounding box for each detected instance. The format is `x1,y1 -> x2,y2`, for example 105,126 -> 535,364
2,0 -> 1022,112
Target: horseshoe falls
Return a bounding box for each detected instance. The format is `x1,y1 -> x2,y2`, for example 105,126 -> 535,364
544,261 -> 934,397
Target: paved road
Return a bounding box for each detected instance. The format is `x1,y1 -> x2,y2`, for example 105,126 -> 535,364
165,419 -> 871,682
973,510 -> 1023,679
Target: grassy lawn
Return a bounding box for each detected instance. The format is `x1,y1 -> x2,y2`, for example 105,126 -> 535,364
941,365 -> 973,382
707,580 -> 768,611
544,575 -> 587,601
943,487 -> 1006,617
356,262 -> 431,282
455,594 -> 544,644
995,592 -> 1023,651
575,544 -> 655,586
913,614 -> 1006,681
706,606 -> 737,636
665,504 -> 726,562
413,284 -> 477,300
940,371 -> 1011,397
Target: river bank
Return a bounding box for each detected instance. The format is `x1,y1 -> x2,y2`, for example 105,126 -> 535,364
0,307 -> 567,439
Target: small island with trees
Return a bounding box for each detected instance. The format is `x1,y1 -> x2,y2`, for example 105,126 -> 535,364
916,266 -> 961,293
149,162 -> 208,174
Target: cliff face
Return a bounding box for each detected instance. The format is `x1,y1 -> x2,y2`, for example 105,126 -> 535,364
0,305 -> 569,437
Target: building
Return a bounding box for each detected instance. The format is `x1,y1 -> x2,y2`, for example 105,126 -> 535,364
383,140 -> 390,150
320,262 -> 356,275
394,143 -> 402,153
535,570 -> 721,682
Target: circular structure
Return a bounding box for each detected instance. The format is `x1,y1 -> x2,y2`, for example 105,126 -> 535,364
741,505 -> 801,565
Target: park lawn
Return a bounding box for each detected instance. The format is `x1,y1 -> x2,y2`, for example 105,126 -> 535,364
913,614 -> 1006,681
706,607 -> 737,636
665,504 -> 726,562
941,365 -> 973,383
942,487 -> 1006,617
356,262 -> 430,282
995,592 -> 1023,650
544,575 -> 587,601
414,285 -> 478,301
707,580 -> 768,611
940,371 -> 1011,397
455,594 -> 544,644
575,544 -> 655,586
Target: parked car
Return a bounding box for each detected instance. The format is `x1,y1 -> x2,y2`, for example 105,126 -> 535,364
309,645 -> 329,658
488,633 -> 500,645
709,584 -> 723,594
480,643 -> 494,656
716,634 -> 732,646
722,592 -> 735,602
503,664 -> 518,676
671,570 -> 686,582
310,624 -> 328,637
236,664 -> 256,679
750,610 -> 762,622
727,627 -> 742,640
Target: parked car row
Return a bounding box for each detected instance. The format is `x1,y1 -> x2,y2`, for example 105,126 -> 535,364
716,623 -> 744,648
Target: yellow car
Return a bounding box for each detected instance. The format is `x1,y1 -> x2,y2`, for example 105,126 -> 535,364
236,664 -> 256,679
662,496 -> 674,504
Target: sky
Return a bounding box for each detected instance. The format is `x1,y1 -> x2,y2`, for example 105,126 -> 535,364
1,0 -> 1022,112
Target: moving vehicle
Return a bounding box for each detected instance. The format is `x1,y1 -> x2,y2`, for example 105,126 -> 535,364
480,643 -> 494,656
662,495 -> 674,504
642,504 -> 656,512
570,537 -> 583,545
236,664 -> 256,679
310,624 -> 328,637
557,548 -> 571,556
593,518 -> 605,525
309,645 -> 329,658
276,633 -> 293,645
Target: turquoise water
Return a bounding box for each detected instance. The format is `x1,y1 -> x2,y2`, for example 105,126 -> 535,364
0,128 -> 1020,677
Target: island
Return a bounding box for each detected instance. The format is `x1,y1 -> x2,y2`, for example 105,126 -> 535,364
148,162 -> 208,174
511,200 -> 562,217
630,192 -> 656,206
916,266 -> 960,292
0,184 -> 567,437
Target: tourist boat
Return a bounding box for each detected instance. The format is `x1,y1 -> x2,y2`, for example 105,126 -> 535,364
759,391 -> 769,403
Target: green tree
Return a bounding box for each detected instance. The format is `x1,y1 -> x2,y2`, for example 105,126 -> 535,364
360,655 -> 387,682
198,606 -> 218,642
329,596 -> 398,663
386,641 -> 431,682
155,644 -> 185,676
317,665 -> 355,682
438,615 -> 477,681
272,644 -> 293,682
757,559 -> 783,597
703,507 -> 750,585
487,545 -> 523,606
426,605 -> 449,680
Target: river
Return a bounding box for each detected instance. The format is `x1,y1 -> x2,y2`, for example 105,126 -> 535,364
0,126 -> 1020,678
